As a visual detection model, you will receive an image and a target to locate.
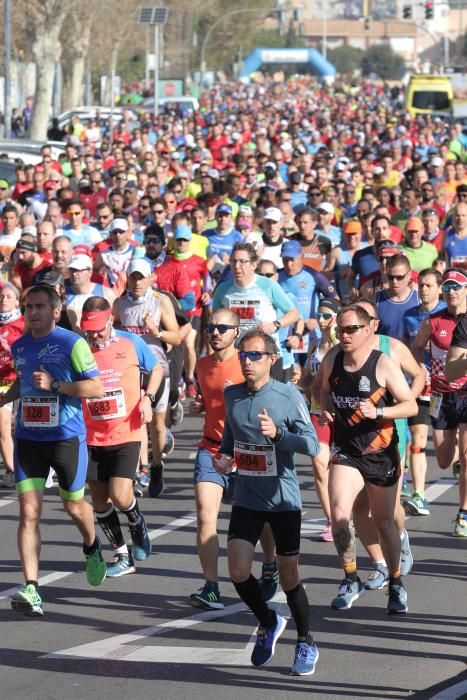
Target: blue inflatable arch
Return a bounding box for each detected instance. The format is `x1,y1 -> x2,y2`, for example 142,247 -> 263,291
240,48 -> 336,80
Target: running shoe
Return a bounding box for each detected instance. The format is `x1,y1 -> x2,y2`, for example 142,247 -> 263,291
85,538 -> 106,586
190,581 -> 224,610
186,380 -> 197,399
133,479 -> 143,498
290,641 -> 320,676
162,430 -> 175,458
138,466 -> 149,488
106,551 -> 136,578
400,528 -> 413,576
11,583 -> 43,617
387,582 -> 408,614
259,561 -> 279,602
453,512 -> 467,537
251,612 -> 287,667
0,471 -> 15,488
365,564 -> 389,590
178,380 -> 186,401
452,460 -> 460,480
330,577 -> 365,610
169,399 -> 184,428
319,521 -> 334,542
148,462 -> 164,498
403,492 -> 430,516
129,514 -> 151,560
400,479 -> 411,499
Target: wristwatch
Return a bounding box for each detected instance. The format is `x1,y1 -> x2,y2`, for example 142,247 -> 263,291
273,320 -> 281,331
376,407 -> 384,419
51,379 -> 60,393
144,392 -> 156,403
272,426 -> 284,442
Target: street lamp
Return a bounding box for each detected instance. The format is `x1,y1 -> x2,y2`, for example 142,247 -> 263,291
138,6 -> 169,115
4,0 -> 11,138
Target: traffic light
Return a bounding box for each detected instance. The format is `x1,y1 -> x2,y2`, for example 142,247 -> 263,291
402,5 -> 412,19
425,1 -> 434,19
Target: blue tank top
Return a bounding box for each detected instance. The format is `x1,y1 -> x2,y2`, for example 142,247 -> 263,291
445,229 -> 467,266
376,289 -> 419,339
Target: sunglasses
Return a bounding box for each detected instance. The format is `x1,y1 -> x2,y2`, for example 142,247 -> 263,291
258,271 -> 275,278
145,238 -> 163,244
205,323 -> 238,334
387,273 -> 408,281
442,282 -> 464,292
317,312 -> 334,320
239,350 -> 274,362
336,324 -> 366,336
153,209 -> 165,214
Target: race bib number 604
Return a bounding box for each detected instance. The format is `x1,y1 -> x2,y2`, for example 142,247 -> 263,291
234,441 -> 277,477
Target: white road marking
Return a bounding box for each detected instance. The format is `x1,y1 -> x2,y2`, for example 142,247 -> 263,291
44,592 -> 290,663
425,478 -> 457,504
0,511 -> 197,601
0,497 -> 16,509
430,680 -> 467,700
188,451 -> 197,460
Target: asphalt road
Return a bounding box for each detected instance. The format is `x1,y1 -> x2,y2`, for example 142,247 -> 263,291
0,409 -> 466,700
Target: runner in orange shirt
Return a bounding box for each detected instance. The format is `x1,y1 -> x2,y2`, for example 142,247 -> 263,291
81,296 -> 163,577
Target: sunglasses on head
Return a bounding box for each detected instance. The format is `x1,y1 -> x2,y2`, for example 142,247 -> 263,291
317,312 -> 334,320
387,272 -> 408,281
442,282 -> 464,292
336,324 -> 366,336
205,323 -> 238,334
239,350 -> 274,362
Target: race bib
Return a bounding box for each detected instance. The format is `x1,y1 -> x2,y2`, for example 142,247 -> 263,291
293,334 -> 310,355
87,388 -> 126,421
22,396 -> 59,428
234,440 -> 277,477
429,391 -> 443,419
228,299 -> 260,327
451,256 -> 467,270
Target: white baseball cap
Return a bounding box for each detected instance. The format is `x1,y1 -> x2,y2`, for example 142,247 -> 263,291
264,207 -> 282,223
127,259 -> 152,277
68,254 -> 92,270
316,202 -> 334,216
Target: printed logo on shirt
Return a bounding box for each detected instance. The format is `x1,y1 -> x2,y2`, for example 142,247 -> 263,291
359,376 -> 371,392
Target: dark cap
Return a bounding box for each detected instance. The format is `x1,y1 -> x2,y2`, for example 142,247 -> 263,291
40,270 -> 65,288
16,238 -> 38,253
318,298 -> 342,314
421,207 -> 439,218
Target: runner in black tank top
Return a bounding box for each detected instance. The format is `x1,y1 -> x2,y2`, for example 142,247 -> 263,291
330,349 -> 398,465
319,304 -> 418,616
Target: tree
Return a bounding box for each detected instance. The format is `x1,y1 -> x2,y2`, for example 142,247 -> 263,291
327,46 -> 364,78
28,0 -> 70,139
360,44 -> 405,80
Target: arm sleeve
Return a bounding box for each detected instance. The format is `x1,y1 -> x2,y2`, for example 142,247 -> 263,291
274,390 -> 320,457
70,337 -> 100,379
220,417 -> 235,456
312,269 -> 338,298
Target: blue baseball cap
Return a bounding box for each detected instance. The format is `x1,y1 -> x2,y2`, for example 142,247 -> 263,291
174,224 -> 192,240
281,240 -> 302,258
216,203 -> 232,215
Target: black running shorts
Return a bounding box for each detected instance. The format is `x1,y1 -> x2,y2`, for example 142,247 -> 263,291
228,506 -> 301,556
330,443 -> 401,487
87,441 -> 141,482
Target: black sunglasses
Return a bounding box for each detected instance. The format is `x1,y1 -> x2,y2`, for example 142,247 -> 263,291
239,350 -> 274,362
205,323 -> 238,334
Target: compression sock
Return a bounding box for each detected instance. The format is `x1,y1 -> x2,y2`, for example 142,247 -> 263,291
96,506 -> 125,549
285,583 -> 312,641
234,574 -> 276,628
343,561 -> 358,581
120,497 -> 141,526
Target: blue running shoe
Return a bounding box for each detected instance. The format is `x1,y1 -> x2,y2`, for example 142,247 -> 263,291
106,551 -> 136,578
365,564 -> 389,590
190,581 -> 224,610
138,468 -> 149,488
258,561 -> 279,602
387,582 -> 408,614
148,462 -> 164,498
290,641 -> 319,676
400,529 -> 413,576
129,514 -> 151,560
400,479 -> 411,499
330,577 -> 365,610
251,613 -> 287,667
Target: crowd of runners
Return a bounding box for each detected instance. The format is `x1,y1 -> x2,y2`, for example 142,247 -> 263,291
0,76 -> 466,676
